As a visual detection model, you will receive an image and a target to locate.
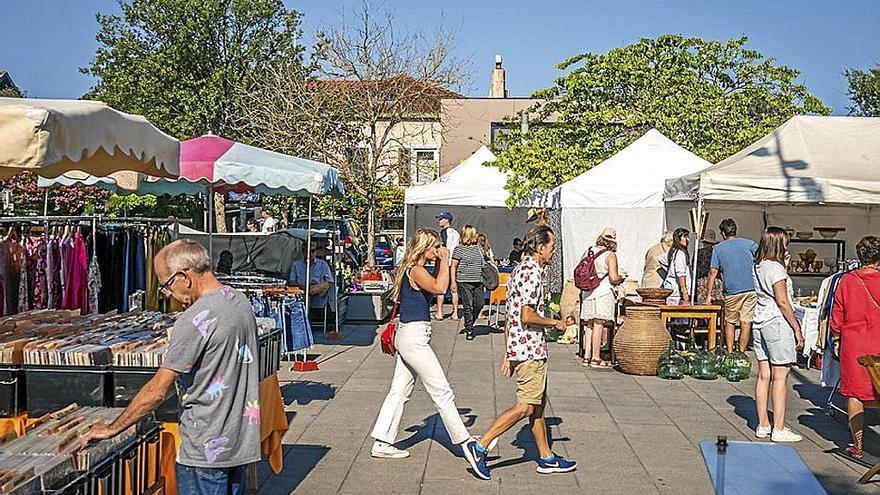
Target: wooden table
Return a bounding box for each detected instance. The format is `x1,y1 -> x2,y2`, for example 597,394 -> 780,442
657,304 -> 723,349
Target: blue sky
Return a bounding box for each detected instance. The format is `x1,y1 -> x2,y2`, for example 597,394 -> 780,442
2,0 -> 878,114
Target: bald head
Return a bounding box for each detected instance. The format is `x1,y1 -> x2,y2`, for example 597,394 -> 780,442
155,239 -> 212,275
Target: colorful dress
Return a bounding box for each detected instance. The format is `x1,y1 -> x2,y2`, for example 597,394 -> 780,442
24,236 -> 48,309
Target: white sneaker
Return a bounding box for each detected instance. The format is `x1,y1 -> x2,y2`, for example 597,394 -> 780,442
371,441 -> 410,459
771,428 -> 803,443
755,425 -> 772,439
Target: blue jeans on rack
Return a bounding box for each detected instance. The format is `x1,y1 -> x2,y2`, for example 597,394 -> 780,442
284,297 -> 313,353
176,464 -> 247,495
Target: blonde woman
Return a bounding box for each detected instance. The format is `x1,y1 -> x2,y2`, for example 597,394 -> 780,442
452,225 -> 486,340
580,228 -> 624,368
370,229 -> 482,472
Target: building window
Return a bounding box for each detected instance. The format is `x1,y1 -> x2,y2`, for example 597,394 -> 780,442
411,148 -> 438,185
490,122 -> 514,149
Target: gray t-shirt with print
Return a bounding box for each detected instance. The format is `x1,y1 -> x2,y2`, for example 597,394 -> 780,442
162,285 -> 261,468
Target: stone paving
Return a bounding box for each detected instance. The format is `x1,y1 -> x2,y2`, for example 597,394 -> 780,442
253,319 -> 880,494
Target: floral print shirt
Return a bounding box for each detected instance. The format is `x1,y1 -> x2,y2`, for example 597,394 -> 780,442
506,256 -> 549,361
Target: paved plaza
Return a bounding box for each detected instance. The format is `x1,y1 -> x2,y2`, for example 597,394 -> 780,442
254,320 -> 880,494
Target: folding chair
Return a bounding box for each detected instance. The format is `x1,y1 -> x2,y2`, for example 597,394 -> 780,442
856,354 -> 880,483
487,272 -> 510,330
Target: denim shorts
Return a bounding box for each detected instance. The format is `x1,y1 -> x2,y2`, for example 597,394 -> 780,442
753,317 -> 797,365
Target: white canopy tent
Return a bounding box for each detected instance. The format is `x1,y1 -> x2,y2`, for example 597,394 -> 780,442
664,116 -> 880,283
404,145 -> 531,256
551,129 -> 712,280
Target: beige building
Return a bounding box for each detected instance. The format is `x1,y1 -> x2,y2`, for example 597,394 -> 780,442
439,55 -> 542,175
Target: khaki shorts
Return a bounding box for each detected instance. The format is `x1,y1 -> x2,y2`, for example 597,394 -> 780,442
723,291 -> 757,325
514,359 -> 548,405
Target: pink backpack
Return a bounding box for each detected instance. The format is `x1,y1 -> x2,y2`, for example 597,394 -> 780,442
574,248 -> 608,291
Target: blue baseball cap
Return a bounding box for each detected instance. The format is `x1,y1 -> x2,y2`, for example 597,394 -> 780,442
436,211 -> 453,222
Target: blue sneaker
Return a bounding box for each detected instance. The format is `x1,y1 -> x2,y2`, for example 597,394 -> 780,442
463,438 -> 491,480
536,453 -> 577,474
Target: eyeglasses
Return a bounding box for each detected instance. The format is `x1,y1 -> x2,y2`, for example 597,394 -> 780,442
158,271 -> 186,296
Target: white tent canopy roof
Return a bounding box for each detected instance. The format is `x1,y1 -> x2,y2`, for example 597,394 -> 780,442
404,146 -> 508,207
549,129 -> 712,208
664,116 -> 880,205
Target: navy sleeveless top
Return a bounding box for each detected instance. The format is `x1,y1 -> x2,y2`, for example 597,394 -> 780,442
399,268 -> 432,323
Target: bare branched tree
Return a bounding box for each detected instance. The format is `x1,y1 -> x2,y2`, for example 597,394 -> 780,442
240,3 -> 470,265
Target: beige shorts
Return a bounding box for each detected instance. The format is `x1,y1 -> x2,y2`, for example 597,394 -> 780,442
514,359 -> 548,405
724,291 -> 757,325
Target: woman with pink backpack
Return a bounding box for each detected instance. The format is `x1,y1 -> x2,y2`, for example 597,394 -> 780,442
576,227 -> 625,368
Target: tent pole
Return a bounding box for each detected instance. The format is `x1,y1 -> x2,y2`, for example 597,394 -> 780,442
690,195 -> 703,306
306,195 -> 313,334
208,187 -> 214,262
333,204 -> 340,334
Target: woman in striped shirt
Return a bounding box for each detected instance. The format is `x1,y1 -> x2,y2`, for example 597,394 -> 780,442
452,225 -> 486,340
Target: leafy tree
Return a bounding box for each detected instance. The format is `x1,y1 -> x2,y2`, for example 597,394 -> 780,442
493,35 -> 830,206
83,0 -> 305,230
846,63 -> 880,116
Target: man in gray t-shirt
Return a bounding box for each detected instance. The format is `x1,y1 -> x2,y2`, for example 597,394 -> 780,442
84,239 -> 260,494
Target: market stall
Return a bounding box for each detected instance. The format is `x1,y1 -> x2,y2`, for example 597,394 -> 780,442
0,309 -> 286,494
664,116 -> 880,295
404,145 -> 530,258
545,129 -> 712,282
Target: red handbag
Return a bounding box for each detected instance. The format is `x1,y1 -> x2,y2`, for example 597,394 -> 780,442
380,302 -> 400,356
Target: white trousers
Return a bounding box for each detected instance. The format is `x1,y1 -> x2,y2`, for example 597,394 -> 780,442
370,321 -> 470,445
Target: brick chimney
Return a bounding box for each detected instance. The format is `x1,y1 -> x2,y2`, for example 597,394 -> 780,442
489,54 -> 507,98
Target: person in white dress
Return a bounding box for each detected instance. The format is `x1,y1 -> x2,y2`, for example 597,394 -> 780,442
580,228 -> 625,368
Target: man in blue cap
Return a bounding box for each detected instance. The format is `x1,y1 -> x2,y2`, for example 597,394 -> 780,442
435,211 -> 460,320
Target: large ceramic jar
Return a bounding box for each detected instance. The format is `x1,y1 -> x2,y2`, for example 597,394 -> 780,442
613,306 -> 670,375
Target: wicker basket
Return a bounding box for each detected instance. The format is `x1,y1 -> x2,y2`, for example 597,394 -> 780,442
613,306 -> 670,375
636,288 -> 673,305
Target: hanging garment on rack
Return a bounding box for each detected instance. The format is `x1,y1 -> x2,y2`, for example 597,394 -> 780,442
17,247 -> 28,314
24,236 -> 48,310
61,232 -> 89,313
1,240 -> 21,316
121,230 -> 131,312
88,254 -> 101,315
46,237 -> 56,309
284,297 -> 313,353
134,231 -> 146,294
96,230 -> 122,313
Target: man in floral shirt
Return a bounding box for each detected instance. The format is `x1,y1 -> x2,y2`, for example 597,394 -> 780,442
465,226 -> 577,480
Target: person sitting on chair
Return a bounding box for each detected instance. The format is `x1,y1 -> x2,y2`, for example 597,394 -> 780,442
289,247 -> 337,330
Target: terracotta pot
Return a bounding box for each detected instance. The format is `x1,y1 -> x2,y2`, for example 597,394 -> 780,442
613,306 -> 670,375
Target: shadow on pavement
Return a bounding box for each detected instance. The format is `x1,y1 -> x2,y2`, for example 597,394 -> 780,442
281,381 -> 337,406
728,395 -> 758,431
257,444 -> 330,494
312,323 -> 379,347
397,408 -> 478,457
